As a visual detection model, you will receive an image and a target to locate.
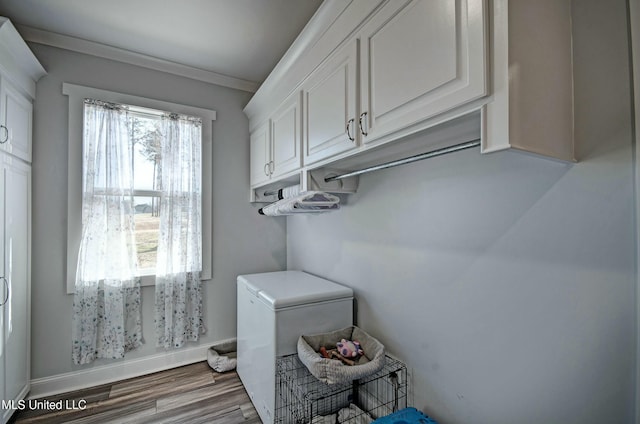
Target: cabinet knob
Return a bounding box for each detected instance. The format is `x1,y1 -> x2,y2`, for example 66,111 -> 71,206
359,112 -> 368,136
264,163 -> 270,177
0,277 -> 8,306
0,125 -> 8,144
346,118 -> 355,142
269,161 -> 274,175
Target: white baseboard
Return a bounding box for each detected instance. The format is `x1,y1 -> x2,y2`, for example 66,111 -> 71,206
28,338 -> 236,399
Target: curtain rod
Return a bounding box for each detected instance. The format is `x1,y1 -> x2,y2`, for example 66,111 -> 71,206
324,139 -> 481,182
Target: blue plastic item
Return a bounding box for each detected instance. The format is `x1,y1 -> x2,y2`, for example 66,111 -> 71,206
372,407 -> 438,424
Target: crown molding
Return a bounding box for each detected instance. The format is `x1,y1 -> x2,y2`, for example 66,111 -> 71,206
243,0 -> 386,130
0,18 -> 46,98
243,0 -> 353,123
16,24 -> 260,93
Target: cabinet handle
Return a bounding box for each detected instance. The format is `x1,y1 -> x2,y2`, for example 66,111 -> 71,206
269,161 -> 274,175
264,163 -> 269,177
0,277 -> 8,306
346,118 -> 355,142
0,125 -> 8,144
359,112 -> 368,136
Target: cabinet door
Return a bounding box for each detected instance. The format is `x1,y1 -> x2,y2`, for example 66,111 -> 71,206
359,0 -> 487,144
2,155 -> 30,408
249,120 -> 271,187
303,39 -> 358,165
271,92 -> 301,179
0,79 -> 33,162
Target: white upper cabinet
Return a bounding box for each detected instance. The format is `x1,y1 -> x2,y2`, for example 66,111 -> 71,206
301,0 -> 487,164
244,0 -> 578,199
271,92 -> 302,178
0,78 -> 33,163
244,0 -> 493,195
0,17 -> 45,165
250,120 -> 271,187
250,92 -> 302,187
358,0 -> 487,145
303,39 -> 358,165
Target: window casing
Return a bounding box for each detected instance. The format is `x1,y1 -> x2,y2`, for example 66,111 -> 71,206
64,83 -> 215,293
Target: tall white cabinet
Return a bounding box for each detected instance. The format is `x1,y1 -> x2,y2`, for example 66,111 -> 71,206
0,157 -> 31,418
0,17 -> 45,424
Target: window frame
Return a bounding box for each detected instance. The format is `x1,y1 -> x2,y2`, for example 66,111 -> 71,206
63,83 -> 216,294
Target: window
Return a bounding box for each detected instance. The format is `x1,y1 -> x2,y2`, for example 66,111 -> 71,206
84,103 -> 190,275
130,107 -> 165,273
64,83 -> 215,292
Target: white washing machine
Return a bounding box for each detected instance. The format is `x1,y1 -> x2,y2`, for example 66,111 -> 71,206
237,271 -> 353,424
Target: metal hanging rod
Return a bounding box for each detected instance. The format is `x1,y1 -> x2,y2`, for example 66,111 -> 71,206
324,139 -> 481,182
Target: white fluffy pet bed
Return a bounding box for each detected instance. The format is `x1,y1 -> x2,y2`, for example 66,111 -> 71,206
297,326 -> 385,385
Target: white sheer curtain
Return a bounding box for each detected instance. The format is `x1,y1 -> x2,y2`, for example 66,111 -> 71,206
72,99 -> 142,365
155,113 -> 204,349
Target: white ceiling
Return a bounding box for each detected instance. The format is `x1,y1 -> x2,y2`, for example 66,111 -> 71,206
0,0 -> 322,85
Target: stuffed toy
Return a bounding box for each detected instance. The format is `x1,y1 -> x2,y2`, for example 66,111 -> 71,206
336,339 -> 364,358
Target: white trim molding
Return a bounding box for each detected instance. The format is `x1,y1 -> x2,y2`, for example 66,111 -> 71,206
28,339 -> 235,399
0,18 -> 46,99
243,0 -> 388,130
17,24 -> 259,93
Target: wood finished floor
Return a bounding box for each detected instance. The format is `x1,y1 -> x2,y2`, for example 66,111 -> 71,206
8,362 -> 261,424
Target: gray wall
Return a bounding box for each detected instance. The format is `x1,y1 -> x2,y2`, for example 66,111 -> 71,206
287,1 -> 636,423
30,44 -> 286,379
